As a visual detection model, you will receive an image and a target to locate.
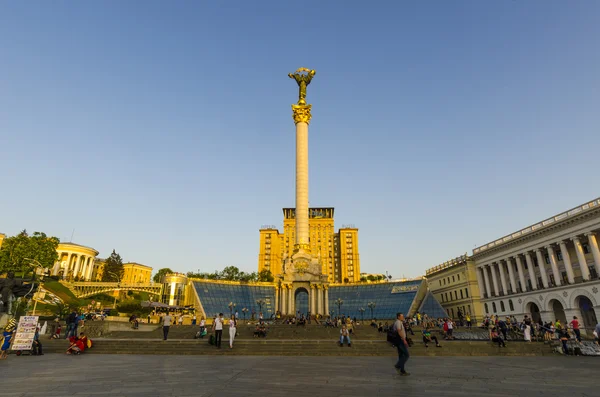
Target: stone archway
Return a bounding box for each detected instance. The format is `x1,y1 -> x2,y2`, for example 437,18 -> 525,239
575,295 -> 598,330
294,287 -> 309,317
526,302 -> 542,324
548,299 -> 567,324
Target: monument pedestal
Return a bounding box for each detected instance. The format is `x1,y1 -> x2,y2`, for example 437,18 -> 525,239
277,248 -> 329,317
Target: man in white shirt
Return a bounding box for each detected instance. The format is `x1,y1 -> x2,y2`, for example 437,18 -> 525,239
393,312 -> 410,376
163,313 -> 172,341
212,313 -> 224,348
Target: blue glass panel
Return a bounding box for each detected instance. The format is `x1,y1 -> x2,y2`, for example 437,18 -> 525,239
418,291 -> 448,318
329,280 -> 422,320
295,288 -> 309,315
193,281 -> 275,319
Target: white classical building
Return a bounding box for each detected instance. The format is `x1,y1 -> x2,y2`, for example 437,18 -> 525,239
472,198 -> 600,332
51,242 -> 99,281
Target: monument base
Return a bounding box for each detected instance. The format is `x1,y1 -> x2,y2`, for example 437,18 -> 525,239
277,249 -> 329,317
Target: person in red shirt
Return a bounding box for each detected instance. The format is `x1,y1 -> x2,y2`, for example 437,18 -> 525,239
570,316 -> 581,343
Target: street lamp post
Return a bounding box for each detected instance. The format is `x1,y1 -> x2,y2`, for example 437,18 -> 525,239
358,307 -> 365,322
108,271 -> 121,308
228,302 -> 236,316
335,298 -> 343,316
367,302 -> 376,319
256,299 -> 265,314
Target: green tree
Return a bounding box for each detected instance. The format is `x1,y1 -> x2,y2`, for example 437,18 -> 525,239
366,275 -> 376,282
101,250 -> 124,281
221,266 -> 241,281
0,230 -> 59,275
153,267 -> 173,283
258,269 -> 274,282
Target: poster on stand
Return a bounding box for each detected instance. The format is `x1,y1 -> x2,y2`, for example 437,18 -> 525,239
11,315 -> 39,351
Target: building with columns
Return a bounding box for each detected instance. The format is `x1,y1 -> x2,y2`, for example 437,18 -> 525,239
0,233 -> 5,249
51,242 -> 99,281
472,198 -> 600,332
426,254 -> 484,321
122,262 -> 153,284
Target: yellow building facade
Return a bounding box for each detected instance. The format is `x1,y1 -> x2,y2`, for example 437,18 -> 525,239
425,254 -> 484,322
0,233 -> 5,249
258,208 -> 360,283
51,242 -> 99,281
122,262 -> 153,284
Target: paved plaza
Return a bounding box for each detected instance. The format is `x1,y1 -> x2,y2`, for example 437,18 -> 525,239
1,354 -> 598,396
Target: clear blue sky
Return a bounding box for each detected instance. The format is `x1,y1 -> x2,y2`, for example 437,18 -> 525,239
1,1 -> 599,278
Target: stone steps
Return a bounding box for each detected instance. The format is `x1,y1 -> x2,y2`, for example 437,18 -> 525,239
40,338 -> 553,356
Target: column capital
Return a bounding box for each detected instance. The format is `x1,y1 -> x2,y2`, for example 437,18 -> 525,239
571,236 -> 581,243
291,104 -> 312,124
534,248 -> 542,253
544,245 -> 555,250
585,231 -> 597,237
558,240 -> 568,246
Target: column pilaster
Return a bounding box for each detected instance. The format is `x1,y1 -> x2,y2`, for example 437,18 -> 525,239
63,253 -> 73,279
558,241 -> 575,284
490,263 -> 500,297
535,249 -> 549,288
324,286 -> 329,316
310,285 -> 316,315
288,286 -> 294,315
275,286 -> 280,314
546,245 -> 562,286
524,252 -> 538,290
585,232 -> 600,276
316,285 -> 322,315
497,261 -> 508,295
482,265 -> 492,299
505,258 -> 517,293
476,267 -> 486,298
572,237 -> 591,281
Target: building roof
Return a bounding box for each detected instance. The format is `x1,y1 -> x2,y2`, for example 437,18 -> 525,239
57,242 -> 99,255
473,197 -> 600,256
123,262 -> 152,270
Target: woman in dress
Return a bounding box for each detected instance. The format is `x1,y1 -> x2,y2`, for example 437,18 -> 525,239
229,314 -> 237,349
523,323 -> 531,342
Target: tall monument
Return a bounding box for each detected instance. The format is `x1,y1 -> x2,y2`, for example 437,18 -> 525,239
276,68 -> 329,318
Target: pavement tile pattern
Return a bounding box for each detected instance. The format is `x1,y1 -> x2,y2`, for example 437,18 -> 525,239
0,354 -> 597,396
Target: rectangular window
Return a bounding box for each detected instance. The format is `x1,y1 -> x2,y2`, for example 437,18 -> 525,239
544,255 -> 550,265
454,291 -> 458,300
457,274 -> 460,281
452,275 -> 455,282
465,288 -> 469,298
439,280 -> 442,286
583,244 -> 591,254
557,251 -> 563,261
460,290 -> 464,299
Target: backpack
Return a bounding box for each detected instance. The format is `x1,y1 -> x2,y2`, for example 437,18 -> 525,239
208,334 -> 215,345
86,339 -> 93,349
386,329 -> 399,345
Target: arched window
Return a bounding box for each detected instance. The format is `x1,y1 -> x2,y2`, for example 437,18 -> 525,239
484,303 -> 489,314
509,299 -> 514,311
492,302 -> 497,313
500,301 -> 505,312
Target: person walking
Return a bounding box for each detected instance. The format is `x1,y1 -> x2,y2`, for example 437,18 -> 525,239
162,312 -> 172,341
570,316 -> 581,343
229,314 -> 237,349
393,312 -> 410,376
213,313 -> 224,349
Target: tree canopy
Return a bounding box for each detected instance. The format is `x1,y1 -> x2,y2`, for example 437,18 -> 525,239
0,230 -> 59,274
186,266 -> 272,283
153,268 -> 173,283
101,249 -> 124,281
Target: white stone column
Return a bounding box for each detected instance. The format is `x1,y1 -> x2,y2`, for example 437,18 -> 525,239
86,258 -> 95,280
310,286 -> 316,315
586,232 -> 600,276
572,237 -> 591,281
324,287 -> 329,316
525,252 -> 538,290
476,267 -> 486,297
316,286 -> 322,315
558,241 -> 575,284
275,286 -> 279,314
490,263 -> 500,297
71,254 -> 81,280
295,119 -> 309,247
283,286 -> 288,315
497,261 -> 508,295
63,253 -> 73,279
515,255 -> 527,293
482,266 -> 492,298
545,245 -> 562,286
505,258 -> 517,294
286,287 -> 292,315
535,249 -> 550,288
